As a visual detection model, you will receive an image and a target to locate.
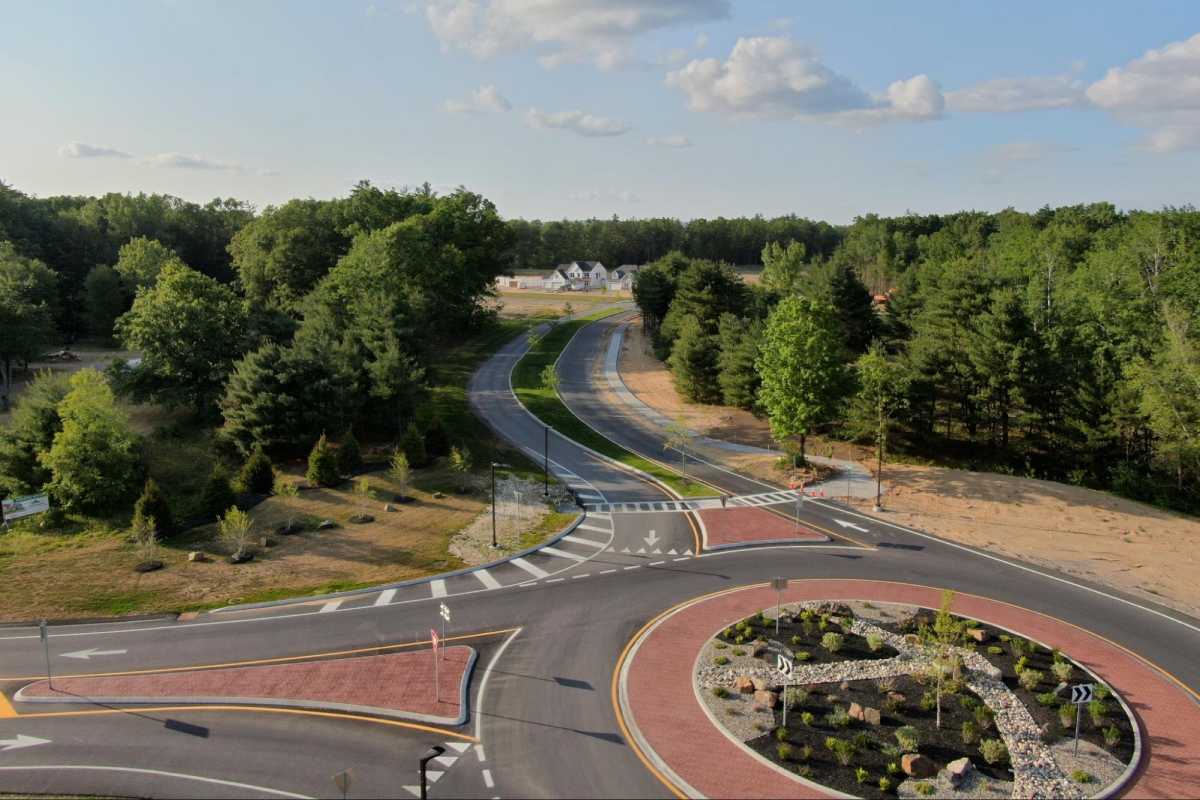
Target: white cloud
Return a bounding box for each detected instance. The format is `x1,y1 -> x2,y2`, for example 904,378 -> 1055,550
422,0 -> 730,70
58,141 -> 133,159
646,135 -> 692,148
444,84 -> 512,113
526,108 -> 630,137
665,36 -> 942,124
142,152 -> 253,173
946,74 -> 1086,112
568,189 -> 639,203
1085,32 -> 1200,154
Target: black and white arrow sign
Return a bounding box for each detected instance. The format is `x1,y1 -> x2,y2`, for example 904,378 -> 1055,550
776,653 -> 793,678
1070,683 -> 1095,704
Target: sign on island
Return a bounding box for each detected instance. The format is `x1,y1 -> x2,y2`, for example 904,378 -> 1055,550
2,493 -> 50,523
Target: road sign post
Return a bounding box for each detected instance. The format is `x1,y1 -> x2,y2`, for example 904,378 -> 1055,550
39,620 -> 51,691
332,769 -> 352,800
431,628 -> 440,704
439,603 -> 451,661
543,424 -> 549,497
776,652 -> 794,727
770,577 -> 787,635
419,745 -> 445,800
1070,683 -> 1094,755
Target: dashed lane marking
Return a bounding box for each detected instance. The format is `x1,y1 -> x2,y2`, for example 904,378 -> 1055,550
483,769 -> 495,788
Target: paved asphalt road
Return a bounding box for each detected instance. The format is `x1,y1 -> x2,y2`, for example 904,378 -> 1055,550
0,310 -> 1197,799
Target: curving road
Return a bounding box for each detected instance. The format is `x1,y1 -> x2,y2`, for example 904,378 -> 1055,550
0,312 -> 1197,799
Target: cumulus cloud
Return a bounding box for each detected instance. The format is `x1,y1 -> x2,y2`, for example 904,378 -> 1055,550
444,84 -> 512,113
1084,32 -> 1200,153
646,135 -> 693,148
665,36 -> 942,124
946,74 -> 1086,112
526,108 -> 630,137
58,141 -> 133,159
423,0 -> 730,70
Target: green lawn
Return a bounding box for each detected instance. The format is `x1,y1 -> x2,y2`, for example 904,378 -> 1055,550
512,309 -> 713,498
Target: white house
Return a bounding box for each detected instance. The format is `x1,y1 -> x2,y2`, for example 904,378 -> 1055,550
607,264 -> 641,291
561,261 -> 607,290
542,268 -> 571,290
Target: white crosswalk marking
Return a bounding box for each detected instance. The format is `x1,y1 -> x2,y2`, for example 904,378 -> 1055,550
577,523 -> 610,534
563,535 -> 606,548
430,579 -> 447,598
473,569 -> 501,590
540,545 -> 586,562
511,557 -> 549,578
319,599 -> 343,613
483,769 -> 495,788
374,589 -> 396,607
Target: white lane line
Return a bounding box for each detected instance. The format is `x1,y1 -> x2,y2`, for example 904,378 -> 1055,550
482,769 -> 495,789
539,545 -> 586,562
673,557 -> 689,562
518,581 -> 537,587
546,578 -> 565,584
577,493 -> 602,500
430,579 -> 448,598
562,535 -> 606,549
475,628 -> 521,744
0,766 -> 310,799
319,599 -> 343,613
576,523 -> 610,534
511,557 -> 549,578
472,569 -> 502,590
649,560 -> 665,566
374,589 -> 397,607
599,569 -> 617,575
624,565 -> 640,571
572,574 -> 590,579
475,744 -> 486,763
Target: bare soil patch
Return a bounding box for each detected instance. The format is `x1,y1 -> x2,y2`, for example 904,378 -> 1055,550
491,290 -> 629,320
0,343 -> 137,426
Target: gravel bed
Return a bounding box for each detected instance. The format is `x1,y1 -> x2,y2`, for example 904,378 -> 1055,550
1050,738 -> 1127,797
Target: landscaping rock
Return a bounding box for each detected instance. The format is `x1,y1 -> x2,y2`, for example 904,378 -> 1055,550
317,519 -> 337,530
384,504 -> 397,512
228,551 -> 254,564
432,491 -> 446,499
349,513 -> 375,524
750,676 -> 768,692
733,676 -> 755,694
134,560 -> 164,573
276,522 -> 302,535
863,707 -> 882,726
849,702 -> 865,721
902,754 -> 937,778
839,680 -> 851,691
258,536 -> 276,548
946,757 -> 974,787
750,640 -> 767,657
187,551 -> 208,563
967,627 -> 990,643
752,690 -> 778,709
888,691 -> 907,704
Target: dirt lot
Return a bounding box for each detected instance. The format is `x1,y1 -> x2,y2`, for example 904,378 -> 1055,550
617,319 -> 1200,619
0,343 -> 137,426
0,464 -> 565,620
491,289 -> 630,320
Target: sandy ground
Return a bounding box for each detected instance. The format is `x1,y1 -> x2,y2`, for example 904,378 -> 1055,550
449,474 -> 575,564
491,289 -> 631,320
617,319 -> 1200,619
0,343 -> 138,426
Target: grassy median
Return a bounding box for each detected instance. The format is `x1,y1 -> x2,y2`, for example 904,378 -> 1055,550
511,308 -> 713,499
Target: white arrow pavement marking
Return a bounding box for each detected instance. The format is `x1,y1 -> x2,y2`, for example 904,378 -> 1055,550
426,770 -> 444,783
402,786 -> 421,797
433,755 -> 457,768
835,519 -> 869,533
447,742 -> 471,753
0,735 -> 51,751
644,529 -> 659,547
61,648 -> 127,660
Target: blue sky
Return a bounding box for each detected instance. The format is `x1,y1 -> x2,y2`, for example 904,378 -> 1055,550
3,1 -> 1199,222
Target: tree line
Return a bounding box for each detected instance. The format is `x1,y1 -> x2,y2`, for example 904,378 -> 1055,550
632,203 -> 1200,514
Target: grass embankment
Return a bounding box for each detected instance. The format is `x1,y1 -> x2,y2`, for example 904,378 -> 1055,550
512,309 -> 713,498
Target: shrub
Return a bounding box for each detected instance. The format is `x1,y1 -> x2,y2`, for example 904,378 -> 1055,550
876,676 -> 897,693
1058,703 -> 1077,729
336,431 -> 362,475
881,694 -> 902,715
732,648 -> 745,656
400,422 -> 428,468
824,737 -> 856,767
711,687 -> 729,699
878,776 -> 893,793
734,636 -> 745,645
1015,656 -> 1029,674
979,738 -> 1009,765
1010,637 -> 1030,657
723,627 -> 734,638
801,618 -> 816,636
774,726 -> 789,742
919,691 -> 937,712
915,781 -> 935,796
801,711 -> 815,726
818,614 -> 830,630
821,632 -> 844,653
886,761 -> 900,775
895,726 -> 919,752
795,651 -> 811,662
880,743 -> 902,760
776,743 -> 794,761
1051,661 -> 1073,682
1088,699 -> 1107,727
987,645 -> 1004,655
201,465 -> 237,517
958,694 -> 978,710
306,434 -> 340,487
1036,691 -> 1059,707
1103,725 -> 1121,747
712,656 -> 729,666
855,767 -> 870,785
790,634 -> 803,646
713,641 -> 727,650
785,686 -> 808,709
1095,684 -> 1112,701
424,416 -> 450,457
974,704 -> 995,731
1071,770 -> 1094,784
238,447 -> 275,494
218,506 -> 255,560
1019,668 -> 1044,692
795,765 -> 813,778
798,744 -> 812,762
962,719 -> 979,745
999,634 -> 1011,643
133,478 -> 174,537
825,705 -> 851,728
866,633 -> 884,652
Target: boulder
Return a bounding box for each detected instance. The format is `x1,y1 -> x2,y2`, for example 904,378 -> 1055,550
887,691 -> 907,704
317,519 -> 337,530
753,690 -> 778,709
733,676 -> 755,694
349,513 -> 375,524
902,754 -> 937,778
839,680 -> 851,692
259,536 -> 276,548
863,707 -> 882,726
946,757 -> 974,787
750,641 -> 767,657
187,551 -> 208,563
966,627 -> 990,643
848,702 -> 865,721
228,551 -> 254,564
384,504 -> 397,512
751,677 -> 768,692
432,491 -> 446,499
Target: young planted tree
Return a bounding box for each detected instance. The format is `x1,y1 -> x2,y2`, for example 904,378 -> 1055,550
540,364 -> 559,394
272,474 -> 301,533
238,447 -> 275,495
449,445 -> 473,492
848,343 -> 911,510
133,478 -> 174,538
664,418 -> 694,483
401,422 -> 428,468
390,449 -> 411,502
562,302 -> 574,322
201,465 -> 237,519
424,416 -> 450,458
920,589 -> 968,729
354,477 -> 373,511
306,433 -> 340,487
130,511 -> 160,567
756,296 -> 846,465
218,506 -> 255,562
337,431 -> 363,475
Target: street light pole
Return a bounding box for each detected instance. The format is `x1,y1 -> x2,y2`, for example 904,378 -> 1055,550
491,462 -> 498,548
543,424 -> 549,497
419,745 -> 446,800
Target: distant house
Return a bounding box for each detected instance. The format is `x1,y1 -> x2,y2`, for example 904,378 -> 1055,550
543,268 -> 571,291
607,264 -> 641,291
561,260 -> 607,290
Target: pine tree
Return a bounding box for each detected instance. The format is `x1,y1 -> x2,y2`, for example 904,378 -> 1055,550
201,465 -> 237,518
306,434 -> 340,487
424,416 -> 450,457
717,314 -> 762,410
133,478 -> 174,537
337,431 -> 362,475
668,316 -> 721,404
400,422 -> 428,468
237,447 -> 275,495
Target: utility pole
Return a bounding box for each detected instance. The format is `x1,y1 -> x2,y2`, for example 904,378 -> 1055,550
490,462 -> 509,548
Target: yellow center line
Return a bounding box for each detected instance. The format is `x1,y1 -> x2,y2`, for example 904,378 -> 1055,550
0,627 -> 519,684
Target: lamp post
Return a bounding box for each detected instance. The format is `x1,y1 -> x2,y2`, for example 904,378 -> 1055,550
419,745 -> 446,800
543,425 -> 549,497
490,462 -> 509,548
